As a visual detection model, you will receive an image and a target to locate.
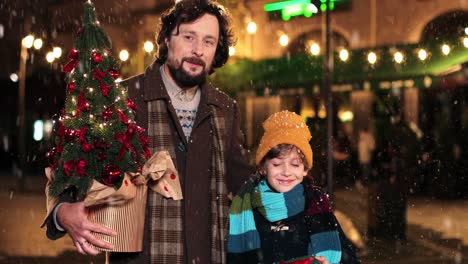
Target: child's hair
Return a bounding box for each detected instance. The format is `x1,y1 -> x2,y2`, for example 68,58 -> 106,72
258,143 -> 310,175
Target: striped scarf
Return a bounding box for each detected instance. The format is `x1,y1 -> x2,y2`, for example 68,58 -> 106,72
147,100 -> 228,263
228,178 -> 342,263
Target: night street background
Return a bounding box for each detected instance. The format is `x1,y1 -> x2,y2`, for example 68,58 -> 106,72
0,172 -> 467,263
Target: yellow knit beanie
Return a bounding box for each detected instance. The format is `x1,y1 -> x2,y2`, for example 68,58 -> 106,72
255,110 -> 313,168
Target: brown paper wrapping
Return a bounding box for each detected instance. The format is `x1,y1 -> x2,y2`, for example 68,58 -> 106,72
87,179 -> 147,252
43,150 -> 183,252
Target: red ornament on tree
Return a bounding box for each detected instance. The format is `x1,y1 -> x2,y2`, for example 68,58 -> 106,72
64,129 -> 76,141
81,142 -> 93,152
126,99 -> 138,111
67,82 -> 75,93
107,68 -> 119,79
92,51 -> 102,64
102,107 -> 113,120
101,164 -> 121,186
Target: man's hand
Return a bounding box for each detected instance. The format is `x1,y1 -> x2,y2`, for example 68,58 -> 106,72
57,202 -> 116,255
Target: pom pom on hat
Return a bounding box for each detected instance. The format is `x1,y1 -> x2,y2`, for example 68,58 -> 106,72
255,110 -> 313,168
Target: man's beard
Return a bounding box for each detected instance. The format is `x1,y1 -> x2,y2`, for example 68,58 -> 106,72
167,57 -> 208,89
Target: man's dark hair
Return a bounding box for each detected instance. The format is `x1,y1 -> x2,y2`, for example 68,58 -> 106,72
156,0 -> 235,71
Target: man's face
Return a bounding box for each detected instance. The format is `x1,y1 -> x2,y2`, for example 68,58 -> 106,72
164,13 -> 219,89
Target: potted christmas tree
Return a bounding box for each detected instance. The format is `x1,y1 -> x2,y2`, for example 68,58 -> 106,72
44,0 -> 153,252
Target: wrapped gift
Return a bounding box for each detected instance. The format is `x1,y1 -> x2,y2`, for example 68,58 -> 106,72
43,150 -> 182,252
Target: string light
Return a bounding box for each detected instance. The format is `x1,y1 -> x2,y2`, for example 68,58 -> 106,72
89,87 -> 94,93
279,34 -> 289,47
367,52 -> 377,64
119,50 -> 129,61
393,51 -> 404,64
310,43 -> 320,56
441,44 -> 450,55
339,49 -> 349,61
144,41 -> 154,53
418,49 -> 428,61
247,21 -> 257,34
229,46 -> 236,56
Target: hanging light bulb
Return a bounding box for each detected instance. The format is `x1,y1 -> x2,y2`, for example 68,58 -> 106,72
393,51 -> 404,64
367,52 -> 377,65
339,49 -> 349,61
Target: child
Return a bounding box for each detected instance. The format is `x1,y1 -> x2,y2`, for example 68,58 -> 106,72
228,111 -> 360,264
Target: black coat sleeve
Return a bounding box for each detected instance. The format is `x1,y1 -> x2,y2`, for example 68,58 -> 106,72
43,188 -> 77,240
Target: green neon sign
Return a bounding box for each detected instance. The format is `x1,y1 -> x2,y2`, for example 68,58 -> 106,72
282,3 -> 318,20
265,0 -> 343,21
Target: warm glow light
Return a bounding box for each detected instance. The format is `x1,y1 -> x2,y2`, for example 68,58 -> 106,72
464,37 -> 468,48
393,51 -> 404,64
247,21 -> 257,34
33,38 -> 43,50
367,52 -> 377,64
89,88 -> 94,93
22,35 -> 34,48
115,78 -> 122,83
318,108 -> 326,119
46,52 -> 55,63
10,73 -> 18,82
339,49 -> 349,61
338,110 -> 353,122
53,47 -> 62,58
441,44 -> 450,55
144,41 -> 154,53
418,49 -> 428,61
465,27 -> 468,35
119,49 -> 129,61
310,43 -> 320,56
229,46 -> 235,56
279,34 -> 289,47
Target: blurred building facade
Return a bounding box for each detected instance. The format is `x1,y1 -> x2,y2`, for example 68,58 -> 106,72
0,0 -> 467,198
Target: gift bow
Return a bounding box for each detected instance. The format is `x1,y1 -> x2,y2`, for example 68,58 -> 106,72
83,150 -> 182,207
63,49 -> 80,73
93,69 -> 111,96
141,150 -> 183,201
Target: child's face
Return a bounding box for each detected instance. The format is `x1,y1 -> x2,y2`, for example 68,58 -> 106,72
264,149 -> 308,193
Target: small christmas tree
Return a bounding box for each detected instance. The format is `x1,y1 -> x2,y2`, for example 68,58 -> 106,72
47,0 -> 151,198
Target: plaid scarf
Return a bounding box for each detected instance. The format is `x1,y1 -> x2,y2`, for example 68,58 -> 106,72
147,100 -> 228,264
228,178 -> 342,264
